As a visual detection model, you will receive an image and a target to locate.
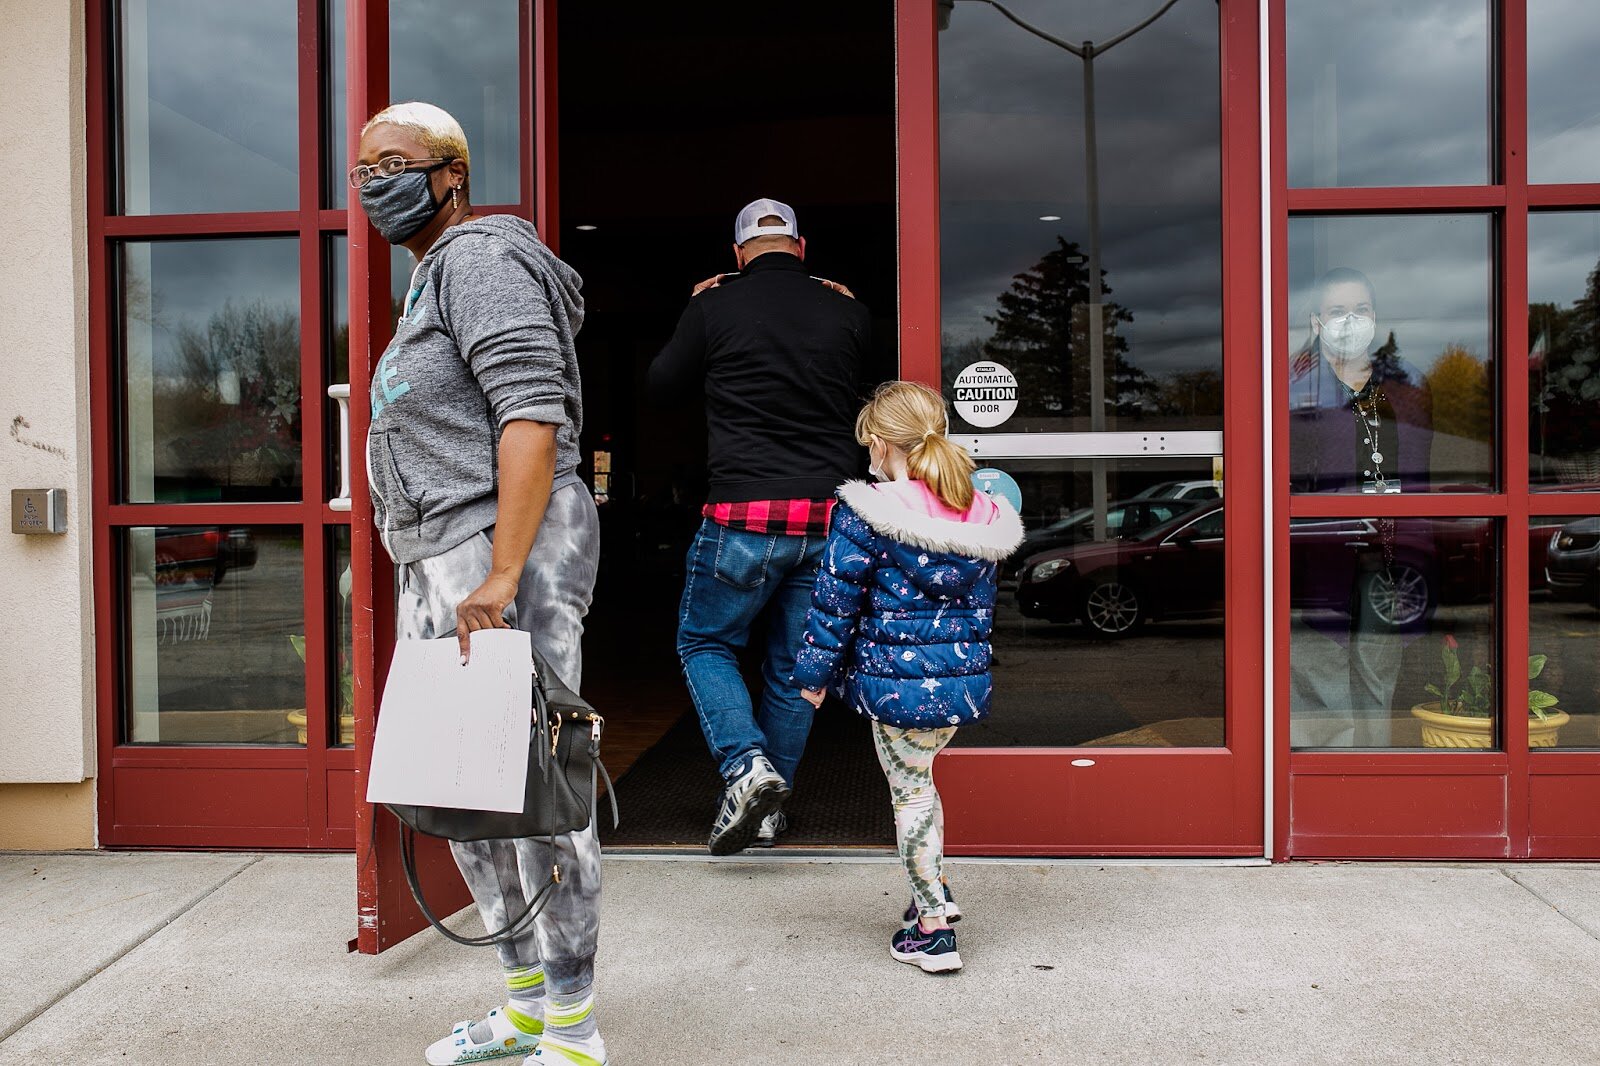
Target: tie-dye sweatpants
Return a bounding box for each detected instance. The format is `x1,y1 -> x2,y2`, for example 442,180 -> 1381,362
394,483 -> 603,993
870,721 -> 957,920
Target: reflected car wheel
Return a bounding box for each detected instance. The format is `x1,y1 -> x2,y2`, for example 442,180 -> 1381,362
1361,564 -> 1430,628
1082,578 -> 1143,638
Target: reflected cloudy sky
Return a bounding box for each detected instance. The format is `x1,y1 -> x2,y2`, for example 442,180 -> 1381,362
1529,0 -> 1600,184
938,0 -> 1222,387
120,0 -> 299,214
1285,0 -> 1490,188
1530,211 -> 1600,308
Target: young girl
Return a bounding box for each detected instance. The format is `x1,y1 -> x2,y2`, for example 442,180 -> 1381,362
793,381 -> 1023,973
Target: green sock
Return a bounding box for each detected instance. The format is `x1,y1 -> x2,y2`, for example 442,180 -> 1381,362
502,964 -> 546,1035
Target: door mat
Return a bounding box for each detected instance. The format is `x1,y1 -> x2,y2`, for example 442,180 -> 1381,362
599,706 -> 895,848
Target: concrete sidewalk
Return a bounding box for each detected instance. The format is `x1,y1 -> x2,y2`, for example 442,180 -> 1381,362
2,853 -> 1598,1065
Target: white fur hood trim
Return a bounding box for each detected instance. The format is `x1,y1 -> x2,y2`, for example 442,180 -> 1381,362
836,480 -> 1025,561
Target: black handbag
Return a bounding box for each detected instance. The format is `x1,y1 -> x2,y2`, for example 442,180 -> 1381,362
386,646 -> 619,947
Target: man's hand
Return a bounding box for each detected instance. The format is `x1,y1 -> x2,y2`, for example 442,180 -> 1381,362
800,688 -> 826,709
692,273 -> 736,297
455,572 -> 520,663
812,277 -> 855,299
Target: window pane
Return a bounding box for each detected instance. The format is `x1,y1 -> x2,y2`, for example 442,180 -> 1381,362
957,457 -> 1224,748
1287,215 -> 1494,494
323,0 -> 348,209
124,526 -> 305,744
1534,516 -> 1600,749
120,239 -> 302,503
1529,211 -> 1600,490
1529,1 -> 1600,184
390,0 -> 521,206
324,236 -> 350,501
117,0 -> 298,214
1286,0 -> 1490,188
330,527 -> 354,746
938,0 -> 1222,433
1290,517 -> 1496,750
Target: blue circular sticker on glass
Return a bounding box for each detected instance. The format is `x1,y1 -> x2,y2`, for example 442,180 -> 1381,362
971,468 -> 1021,513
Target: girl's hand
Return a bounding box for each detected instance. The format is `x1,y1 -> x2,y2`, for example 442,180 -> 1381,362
800,688 -> 826,709
455,573 -> 520,663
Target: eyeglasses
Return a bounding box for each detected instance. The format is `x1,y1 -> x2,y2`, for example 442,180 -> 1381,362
347,155 -> 454,190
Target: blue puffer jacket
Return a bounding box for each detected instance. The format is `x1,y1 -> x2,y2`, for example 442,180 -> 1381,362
792,479 -> 1024,730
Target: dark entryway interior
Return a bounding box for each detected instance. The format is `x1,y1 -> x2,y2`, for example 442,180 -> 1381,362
557,2 -> 898,846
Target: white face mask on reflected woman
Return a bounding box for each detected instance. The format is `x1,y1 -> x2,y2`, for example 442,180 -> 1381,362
1319,312 -> 1375,358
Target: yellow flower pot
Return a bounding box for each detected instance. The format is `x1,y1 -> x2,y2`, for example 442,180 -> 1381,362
1411,702 -> 1570,749
285,709 -> 355,746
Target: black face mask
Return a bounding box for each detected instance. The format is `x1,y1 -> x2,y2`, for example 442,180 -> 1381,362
359,164 -> 450,245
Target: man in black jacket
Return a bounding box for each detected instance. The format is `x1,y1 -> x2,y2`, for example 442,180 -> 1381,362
649,198 -> 872,854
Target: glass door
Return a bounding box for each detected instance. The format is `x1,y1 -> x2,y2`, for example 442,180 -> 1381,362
896,0 -> 1264,854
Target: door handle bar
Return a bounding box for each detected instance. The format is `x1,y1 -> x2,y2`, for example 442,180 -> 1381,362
329,384 -> 352,512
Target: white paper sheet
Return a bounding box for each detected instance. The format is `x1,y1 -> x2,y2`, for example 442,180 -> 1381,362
365,629 -> 534,813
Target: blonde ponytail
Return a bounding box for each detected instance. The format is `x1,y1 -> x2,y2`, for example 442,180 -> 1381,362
856,381 -> 975,513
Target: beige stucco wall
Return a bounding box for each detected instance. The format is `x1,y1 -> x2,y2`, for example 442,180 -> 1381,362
0,0 -> 95,847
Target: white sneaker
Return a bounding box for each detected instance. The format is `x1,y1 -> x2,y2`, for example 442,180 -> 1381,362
753,810 -> 788,848
708,753 -> 790,856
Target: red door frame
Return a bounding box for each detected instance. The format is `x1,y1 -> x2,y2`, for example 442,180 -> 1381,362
348,0 -> 551,953
1269,0 -> 1600,860
87,0 -> 358,849
895,0 -> 1266,856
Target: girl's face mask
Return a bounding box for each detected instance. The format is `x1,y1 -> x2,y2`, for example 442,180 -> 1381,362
867,439 -> 890,482
359,164 -> 451,245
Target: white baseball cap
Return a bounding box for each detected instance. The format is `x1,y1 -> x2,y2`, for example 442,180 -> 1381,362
734,198 -> 799,245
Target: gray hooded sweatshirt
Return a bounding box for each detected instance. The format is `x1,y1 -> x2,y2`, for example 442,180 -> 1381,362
366,215 -> 585,564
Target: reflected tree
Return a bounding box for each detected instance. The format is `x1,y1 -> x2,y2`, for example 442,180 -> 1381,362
1532,256 -> 1600,472
1425,344 -> 1492,443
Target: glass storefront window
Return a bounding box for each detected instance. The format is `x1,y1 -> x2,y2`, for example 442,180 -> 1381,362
1286,0 -> 1491,188
1532,515 -> 1600,749
958,457 -> 1225,748
1528,1 -> 1600,184
390,0 -> 521,206
323,0 -> 348,209
1289,516 -> 1496,749
116,0 -> 299,214
937,0 -> 1222,435
330,527 -> 354,747
124,526 -> 306,744
1529,211 -> 1600,490
119,239 -> 302,503
1287,215 -> 1495,494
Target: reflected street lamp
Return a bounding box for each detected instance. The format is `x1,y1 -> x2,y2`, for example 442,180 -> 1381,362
941,0 -> 1184,540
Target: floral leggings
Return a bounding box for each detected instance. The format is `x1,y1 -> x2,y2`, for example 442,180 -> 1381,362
870,721 -> 957,920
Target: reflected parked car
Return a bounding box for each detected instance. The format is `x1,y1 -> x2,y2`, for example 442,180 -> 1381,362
1130,479 -> 1222,501
1016,497 -> 1205,562
1545,517 -> 1600,606
1017,503 -> 1509,638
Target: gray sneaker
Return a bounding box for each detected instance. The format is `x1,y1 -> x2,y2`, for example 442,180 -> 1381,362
753,810 -> 788,848
708,754 -> 790,856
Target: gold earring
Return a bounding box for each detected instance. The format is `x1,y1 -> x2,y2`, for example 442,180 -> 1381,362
452,186 -> 461,211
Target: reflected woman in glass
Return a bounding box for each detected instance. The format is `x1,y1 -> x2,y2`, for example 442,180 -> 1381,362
1288,267 -> 1434,493
1288,269 -> 1432,748
353,103 -> 607,1066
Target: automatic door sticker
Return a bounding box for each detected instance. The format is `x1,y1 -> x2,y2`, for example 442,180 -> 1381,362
972,468 -> 1022,513
952,362 -> 1018,428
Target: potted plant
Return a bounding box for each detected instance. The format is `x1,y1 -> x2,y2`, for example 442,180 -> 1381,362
285,635 -> 356,746
1411,635 -> 1568,748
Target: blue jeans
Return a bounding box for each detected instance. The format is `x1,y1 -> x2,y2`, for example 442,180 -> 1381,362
677,518 -> 825,787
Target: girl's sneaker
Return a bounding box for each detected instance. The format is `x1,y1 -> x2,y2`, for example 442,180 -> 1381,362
900,881 -> 962,927
890,924 -> 963,973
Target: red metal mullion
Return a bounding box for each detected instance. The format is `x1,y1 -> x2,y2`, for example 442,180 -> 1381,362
532,0 -> 557,249
1527,183 -> 1600,206
895,0 -> 940,386
349,0 -> 392,955
1285,186 -> 1507,212
105,502 -> 307,526
1217,0 -> 1266,848
1502,0 -> 1532,857
297,0 -> 333,848
1268,0 -> 1292,862
87,0 -> 121,843
1529,491 -> 1600,514
317,209 -> 347,230
102,213 -> 301,237
1287,494 -> 1511,518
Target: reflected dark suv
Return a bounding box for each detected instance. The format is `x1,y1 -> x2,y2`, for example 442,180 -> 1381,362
1545,517 -> 1600,606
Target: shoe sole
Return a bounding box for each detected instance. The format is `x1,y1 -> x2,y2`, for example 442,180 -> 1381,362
891,946 -> 963,973
707,779 -> 790,856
